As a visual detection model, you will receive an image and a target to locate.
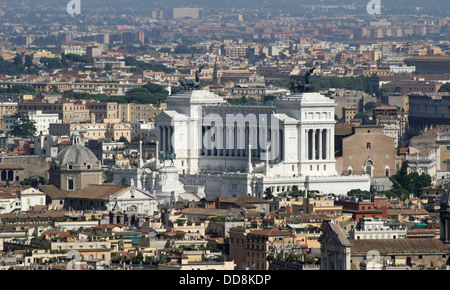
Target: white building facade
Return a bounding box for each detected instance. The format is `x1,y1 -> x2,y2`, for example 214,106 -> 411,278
349,217 -> 407,240
4,110 -> 61,136
154,90 -> 370,198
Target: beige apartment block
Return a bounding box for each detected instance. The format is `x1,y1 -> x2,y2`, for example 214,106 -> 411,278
0,102 -> 17,132
118,103 -> 164,123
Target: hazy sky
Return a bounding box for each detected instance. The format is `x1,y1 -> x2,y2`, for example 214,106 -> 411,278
1,0 -> 449,17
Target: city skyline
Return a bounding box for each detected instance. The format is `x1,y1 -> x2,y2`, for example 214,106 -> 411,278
0,0 -> 449,275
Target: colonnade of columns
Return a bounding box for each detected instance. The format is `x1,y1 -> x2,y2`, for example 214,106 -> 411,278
159,124 -> 332,164
441,211 -> 450,243
305,128 -> 331,160
159,125 -> 174,153
200,125 -> 284,162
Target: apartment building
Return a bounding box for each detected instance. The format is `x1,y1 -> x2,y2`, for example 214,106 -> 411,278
342,106 -> 358,123
118,103 -> 163,123
301,196 -> 343,218
49,122 -> 132,142
381,80 -> 442,95
50,241 -> 112,266
31,82 -> 120,95
334,195 -> 388,221
86,102 -> 120,123
18,99 -> 120,124
0,102 -> 17,132
348,217 -> 407,240
229,226 -> 294,270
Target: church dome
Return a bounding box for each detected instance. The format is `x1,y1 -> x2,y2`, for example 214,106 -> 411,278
54,144 -> 100,167
52,132 -> 100,169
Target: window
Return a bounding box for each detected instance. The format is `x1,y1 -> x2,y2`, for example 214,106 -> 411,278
366,143 -> 371,149
365,161 -> 373,176
68,179 -> 74,191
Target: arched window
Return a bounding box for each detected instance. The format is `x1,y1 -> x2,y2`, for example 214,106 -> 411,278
365,160 -> 374,177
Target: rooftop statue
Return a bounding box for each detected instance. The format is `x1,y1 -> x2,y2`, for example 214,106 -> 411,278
288,67 -> 315,93
178,65 -> 205,90
160,150 -> 176,167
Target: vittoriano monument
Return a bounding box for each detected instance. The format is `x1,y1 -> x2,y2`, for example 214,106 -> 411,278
288,67 -> 315,93
178,65 -> 205,90
160,150 -> 176,167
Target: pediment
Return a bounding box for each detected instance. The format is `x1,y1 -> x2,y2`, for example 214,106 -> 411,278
154,110 -> 188,122
110,186 -> 157,200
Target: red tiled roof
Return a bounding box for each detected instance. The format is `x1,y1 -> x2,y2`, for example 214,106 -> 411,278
248,227 -> 292,237
350,239 -> 450,255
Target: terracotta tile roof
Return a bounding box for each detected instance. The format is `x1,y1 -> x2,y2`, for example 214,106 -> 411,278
181,207 -> 241,217
67,184 -> 127,200
166,230 -> 185,236
42,231 -> 73,238
330,222 -> 351,246
387,208 -> 430,216
218,195 -> 268,209
0,210 -> 67,219
372,105 -> 398,110
221,195 -> 268,204
350,239 -> 450,255
0,164 -> 24,170
248,227 -> 292,237
88,224 -> 126,230
39,184 -> 128,200
398,147 -> 409,155
39,185 -> 69,199
335,124 -> 354,136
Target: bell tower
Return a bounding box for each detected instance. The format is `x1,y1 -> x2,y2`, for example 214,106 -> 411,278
213,56 -> 222,85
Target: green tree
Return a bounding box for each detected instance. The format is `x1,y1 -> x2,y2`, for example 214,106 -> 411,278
347,189 -> 371,196
7,85 -> 36,94
9,113 -> 37,138
39,57 -> 63,70
334,114 -> 344,123
264,187 -> 274,200
364,101 -> 382,111
24,55 -> 33,68
390,160 -> 432,197
0,56 -> 25,75
289,185 -> 305,197
439,83 -> 450,93
124,56 -> 174,73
